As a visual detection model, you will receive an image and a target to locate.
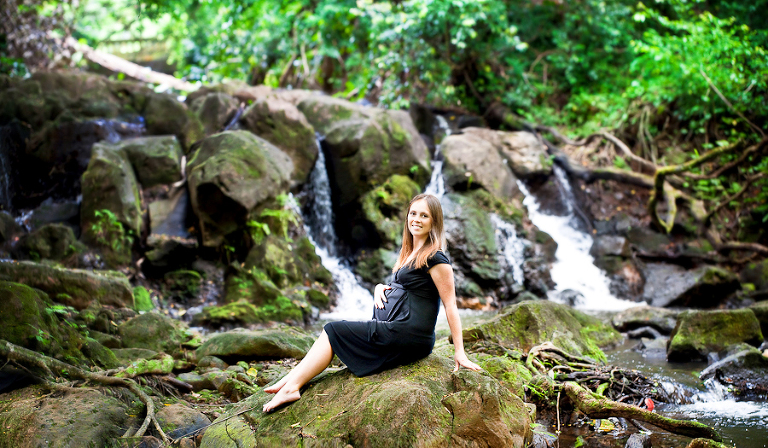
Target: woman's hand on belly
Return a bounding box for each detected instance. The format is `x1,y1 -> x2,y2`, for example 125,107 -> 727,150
373,283 -> 392,309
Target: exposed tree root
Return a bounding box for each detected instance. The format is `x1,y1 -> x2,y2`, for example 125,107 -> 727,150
0,339 -> 170,444
562,382 -> 722,442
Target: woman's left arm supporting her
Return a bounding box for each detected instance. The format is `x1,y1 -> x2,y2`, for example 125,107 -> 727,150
430,263 -> 482,372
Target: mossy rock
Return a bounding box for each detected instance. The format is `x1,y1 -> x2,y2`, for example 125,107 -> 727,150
80,337 -> 120,369
360,174 -> 421,248
196,327 -> 316,361
0,281 -> 87,363
699,346 -> 768,399
118,135 -> 184,188
143,92 -> 205,151
443,192 -> 502,284
200,354 -> 532,448
0,386 -> 132,448
240,97 -> 319,182
192,300 -> 263,327
164,269 -> 202,301
18,223 -> 84,262
118,312 -> 192,357
0,261 -> 134,310
474,352 -> 531,401
462,301 -> 623,362
749,301 -> 768,340
189,92 -> 240,136
244,235 -> 331,289
297,96 -> 430,207
641,263 -> 740,308
741,258 -> 768,292
155,403 -> 212,440
611,305 -> 680,334
186,130 -> 293,247
355,247 -> 399,286
667,309 -> 764,362
132,286 -> 154,312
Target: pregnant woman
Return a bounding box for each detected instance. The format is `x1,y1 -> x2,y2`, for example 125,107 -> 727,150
262,193 -> 481,412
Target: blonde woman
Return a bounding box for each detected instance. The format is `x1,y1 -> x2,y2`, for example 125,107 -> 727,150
263,193 -> 481,412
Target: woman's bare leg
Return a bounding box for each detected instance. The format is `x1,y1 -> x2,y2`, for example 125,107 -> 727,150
262,330 -> 334,412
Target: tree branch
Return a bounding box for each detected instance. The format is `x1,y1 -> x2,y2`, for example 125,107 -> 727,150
699,68 -> 765,139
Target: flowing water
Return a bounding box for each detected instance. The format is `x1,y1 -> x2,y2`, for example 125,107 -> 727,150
301,140 -> 372,321
0,126 -> 13,212
519,166 -> 635,311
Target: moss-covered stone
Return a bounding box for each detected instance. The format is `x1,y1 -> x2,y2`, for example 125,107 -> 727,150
360,174 -> 421,248
18,223 -> 84,262
611,305 -> 680,334
115,353 -> 175,377
297,96 -> 430,207
155,403 -> 212,440
240,97 -> 319,182
443,192 -> 502,284
186,130 -> 294,247
196,327 -> 316,361
118,312 -> 192,357
741,258 -> 768,292
192,300 -> 263,327
143,92 -> 205,151
0,260 -> 134,310
163,269 -> 202,301
200,354 -> 532,448
642,263 -> 740,308
750,300 -> 768,340
667,309 -> 764,362
80,337 -> 120,369
474,353 -> 532,401
189,92 -> 240,136
118,135 -> 184,188
355,247 -> 399,286
0,281 -> 88,362
132,286 -> 154,312
0,386 -> 132,448
462,301 -> 623,362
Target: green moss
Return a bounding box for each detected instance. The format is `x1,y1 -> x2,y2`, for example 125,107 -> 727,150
132,286 -> 154,312
361,174 -> 421,248
668,309 -> 764,362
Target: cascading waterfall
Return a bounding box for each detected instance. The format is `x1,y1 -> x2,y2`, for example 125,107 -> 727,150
490,214 -> 525,285
424,115 -> 450,199
0,126 -> 13,212
519,166 -> 633,311
301,140 -> 372,320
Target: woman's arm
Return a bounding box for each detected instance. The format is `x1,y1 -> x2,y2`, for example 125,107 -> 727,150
430,263 -> 482,372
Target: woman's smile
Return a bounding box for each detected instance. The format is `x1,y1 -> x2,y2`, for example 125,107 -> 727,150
408,199 -> 432,237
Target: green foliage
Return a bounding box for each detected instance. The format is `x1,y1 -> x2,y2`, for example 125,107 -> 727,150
90,209 -> 133,253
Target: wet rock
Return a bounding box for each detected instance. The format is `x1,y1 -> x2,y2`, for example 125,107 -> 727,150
625,227 -> 671,253
0,211 -> 24,245
0,260 -> 133,309
462,300 -> 622,361
18,223 -> 84,262
200,353 -> 532,448
625,432 -> 652,448
119,135 -> 184,188
667,309 -> 763,362
750,301 -> 768,341
464,128 -> 552,179
189,92 -> 240,136
0,386 -> 131,447
118,312 -> 192,357
612,306 -> 680,334
474,352 -> 531,400
685,439 -> 731,448
191,300 -> 264,327
360,174 -> 421,248
641,263 -> 740,308
240,97 -> 319,182
593,255 -> 645,299
143,92 -> 204,151
699,346 -> 768,399
156,403 -> 212,440
441,130 -> 519,199
636,337 -> 669,360
23,198 -> 80,230
243,235 -> 331,290
196,327 -> 315,361
590,235 -> 631,258
81,337 -> 119,369
297,95 -> 430,207
187,130 -> 293,247
741,258 -> 768,292
177,371 -> 214,391
556,289 -> 585,307
0,281 -> 87,361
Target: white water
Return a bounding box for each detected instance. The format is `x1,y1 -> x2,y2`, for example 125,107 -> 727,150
518,167 -> 634,311
301,142 -> 372,321
490,214 -> 525,284
424,115 -> 450,199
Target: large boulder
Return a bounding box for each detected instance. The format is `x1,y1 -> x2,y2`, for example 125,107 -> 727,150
118,312 -> 192,357
667,309 -> 764,362
462,301 -> 623,361
143,92 -> 205,151
611,306 -> 680,335
118,135 -> 184,188
240,97 -> 319,182
189,92 -> 240,136
641,263 -> 740,308
0,387 -> 131,447
440,130 -> 519,200
297,96 -> 430,207
195,327 -> 316,361
0,281 -> 86,361
360,174 -> 422,248
156,403 -> 212,440
462,128 -> 551,179
0,261 -> 133,309
200,353 -> 532,448
18,223 -> 84,262
750,301 -> 768,340
186,131 -> 294,247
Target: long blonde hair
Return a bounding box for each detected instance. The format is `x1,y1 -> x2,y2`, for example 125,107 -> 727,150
392,194 -> 446,272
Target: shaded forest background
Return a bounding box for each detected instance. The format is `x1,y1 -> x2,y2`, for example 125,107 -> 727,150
2,0 -> 768,249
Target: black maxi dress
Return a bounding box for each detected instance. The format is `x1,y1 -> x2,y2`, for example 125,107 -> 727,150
324,251 -> 450,377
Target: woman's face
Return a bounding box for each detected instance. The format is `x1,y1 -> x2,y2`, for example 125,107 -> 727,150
407,199 -> 432,239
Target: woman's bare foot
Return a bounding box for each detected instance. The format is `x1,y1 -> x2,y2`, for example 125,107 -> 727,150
262,387 -> 301,413
263,377 -> 288,394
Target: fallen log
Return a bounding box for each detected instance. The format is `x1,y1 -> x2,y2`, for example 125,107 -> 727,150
563,381 -> 722,442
